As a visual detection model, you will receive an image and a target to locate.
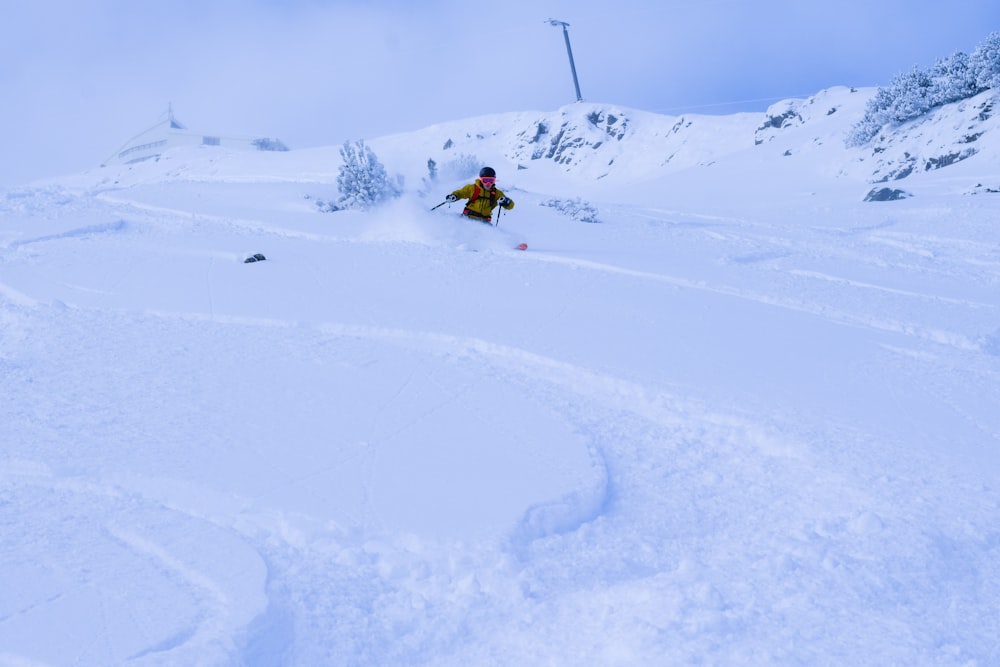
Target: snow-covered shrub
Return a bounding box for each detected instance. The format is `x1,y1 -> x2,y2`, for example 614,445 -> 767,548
541,197 -> 600,223
932,51 -> 980,104
970,32 -> 1000,90
847,33 -> 1000,147
846,87 -> 896,147
329,140 -> 402,211
846,65 -> 967,146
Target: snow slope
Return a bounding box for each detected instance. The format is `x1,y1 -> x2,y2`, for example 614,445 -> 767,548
2,88 -> 1000,666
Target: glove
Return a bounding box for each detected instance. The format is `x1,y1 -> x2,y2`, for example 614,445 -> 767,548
498,196 -> 512,207
445,194 -> 458,202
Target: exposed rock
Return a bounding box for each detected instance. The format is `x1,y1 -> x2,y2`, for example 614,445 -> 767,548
864,187 -> 911,202
865,90 -> 997,184
872,153 -> 916,182
586,110 -> 629,141
755,109 -> 804,145
510,105 -> 636,169
925,149 -> 976,171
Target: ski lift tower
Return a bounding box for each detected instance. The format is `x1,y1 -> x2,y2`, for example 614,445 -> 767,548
547,19 -> 583,102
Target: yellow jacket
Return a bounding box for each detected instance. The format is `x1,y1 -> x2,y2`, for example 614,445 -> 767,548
451,179 -> 514,222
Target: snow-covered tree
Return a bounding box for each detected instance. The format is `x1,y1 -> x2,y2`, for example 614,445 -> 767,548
846,33 -> 1000,147
334,140 -> 401,210
930,51 -> 979,105
846,86 -> 896,147
970,32 -> 1000,90
888,67 -> 935,122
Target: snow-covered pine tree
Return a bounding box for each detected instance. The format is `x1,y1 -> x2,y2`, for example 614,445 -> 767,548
335,140 -> 401,210
887,66 -> 935,123
846,87 -> 896,147
847,32 -> 1000,147
930,51 -> 980,106
970,32 -> 1000,90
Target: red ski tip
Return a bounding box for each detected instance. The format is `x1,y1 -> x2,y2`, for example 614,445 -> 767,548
515,243 -> 528,251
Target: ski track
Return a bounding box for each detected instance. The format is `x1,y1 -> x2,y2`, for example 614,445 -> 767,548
88,192 -> 1000,355
2,219 -> 129,250
3,187 -> 1000,664
5,297 -> 999,664
518,250 -> 988,352
786,268 -> 996,308
0,465 -> 268,666
94,193 -> 345,243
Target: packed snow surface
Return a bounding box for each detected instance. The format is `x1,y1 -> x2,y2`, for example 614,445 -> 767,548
2,91 -> 1000,665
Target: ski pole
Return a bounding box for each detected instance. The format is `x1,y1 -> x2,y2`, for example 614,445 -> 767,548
495,204 -> 503,227
430,200 -> 451,211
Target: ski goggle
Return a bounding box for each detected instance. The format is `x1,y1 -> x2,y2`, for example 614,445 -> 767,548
480,176 -> 496,185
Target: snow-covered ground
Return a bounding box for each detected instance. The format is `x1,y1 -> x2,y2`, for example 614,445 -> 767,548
2,89 -> 1000,665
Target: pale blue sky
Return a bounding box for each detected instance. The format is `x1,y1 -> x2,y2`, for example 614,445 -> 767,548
2,0 -> 998,185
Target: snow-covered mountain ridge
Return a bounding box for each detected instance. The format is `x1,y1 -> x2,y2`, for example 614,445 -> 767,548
368,85 -> 1000,197
53,85 -> 1000,205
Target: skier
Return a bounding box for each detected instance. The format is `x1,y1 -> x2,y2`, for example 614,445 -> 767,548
445,167 -> 514,224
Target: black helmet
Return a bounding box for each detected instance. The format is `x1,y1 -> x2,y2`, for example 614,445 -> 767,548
479,166 -> 496,178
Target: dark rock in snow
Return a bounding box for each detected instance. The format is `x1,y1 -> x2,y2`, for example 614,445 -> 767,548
864,188 -> 911,202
